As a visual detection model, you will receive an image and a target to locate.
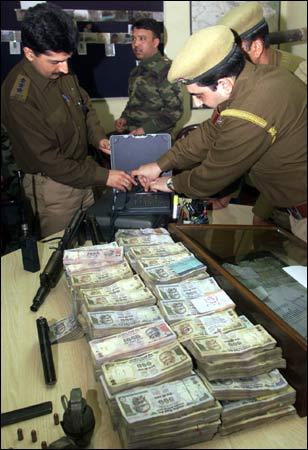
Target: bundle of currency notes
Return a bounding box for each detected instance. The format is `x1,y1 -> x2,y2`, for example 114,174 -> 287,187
183,325 -> 277,363
100,341 -> 193,394
197,346 -> 286,380
158,290 -> 235,323
220,385 -> 296,426
218,405 -> 296,436
114,373 -> 221,448
171,310 -> 245,342
63,245 -> 124,266
197,369 -> 291,400
69,261 -> 133,291
138,254 -> 208,285
80,275 -> 157,313
89,321 -> 176,368
173,314 -> 286,379
126,242 -> 190,270
115,228 -> 170,239
153,276 -> 220,301
116,233 -> 175,252
49,315 -> 85,344
81,305 -> 165,339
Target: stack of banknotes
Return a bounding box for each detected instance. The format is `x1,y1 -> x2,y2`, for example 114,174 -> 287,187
125,242 -> 190,271
197,370 -> 296,436
183,324 -> 286,379
155,277 -> 236,323
81,305 -> 165,339
98,341 -> 194,431
89,320 -> 177,375
113,373 -> 222,448
80,275 -> 156,312
60,227 -> 297,445
115,228 -> 175,253
100,341 -> 193,394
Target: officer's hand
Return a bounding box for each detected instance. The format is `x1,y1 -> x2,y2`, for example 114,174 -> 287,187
115,118 -> 127,132
130,127 -> 145,136
207,195 -> 232,210
106,170 -> 136,192
131,163 -> 161,191
98,138 -> 111,155
149,176 -> 172,193
253,214 -> 271,226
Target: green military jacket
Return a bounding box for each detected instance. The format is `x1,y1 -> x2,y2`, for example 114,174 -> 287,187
158,62 -> 306,209
1,58 -> 108,189
121,51 -> 183,134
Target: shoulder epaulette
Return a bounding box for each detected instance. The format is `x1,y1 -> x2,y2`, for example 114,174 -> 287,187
10,74 -> 30,102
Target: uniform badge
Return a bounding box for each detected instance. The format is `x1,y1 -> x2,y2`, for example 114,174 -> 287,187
10,74 -> 30,102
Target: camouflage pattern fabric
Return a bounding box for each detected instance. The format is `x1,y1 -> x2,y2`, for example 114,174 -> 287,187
1,124 -> 18,179
121,52 -> 183,135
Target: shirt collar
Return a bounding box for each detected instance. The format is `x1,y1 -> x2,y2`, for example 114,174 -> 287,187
22,57 -> 56,91
218,61 -> 255,111
138,51 -> 162,67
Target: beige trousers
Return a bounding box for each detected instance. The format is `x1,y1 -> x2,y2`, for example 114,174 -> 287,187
23,174 -> 94,238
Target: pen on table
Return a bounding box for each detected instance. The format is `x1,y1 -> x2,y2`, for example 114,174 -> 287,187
172,194 -> 179,220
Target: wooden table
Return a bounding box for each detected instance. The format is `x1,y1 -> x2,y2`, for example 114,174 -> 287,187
1,225 -> 307,449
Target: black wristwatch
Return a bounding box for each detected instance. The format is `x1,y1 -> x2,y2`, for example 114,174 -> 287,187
166,177 -> 175,192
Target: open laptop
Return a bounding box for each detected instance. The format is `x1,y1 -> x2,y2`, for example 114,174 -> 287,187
110,134 -> 172,215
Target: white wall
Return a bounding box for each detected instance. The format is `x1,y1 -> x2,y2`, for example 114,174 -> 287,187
93,1 -> 307,134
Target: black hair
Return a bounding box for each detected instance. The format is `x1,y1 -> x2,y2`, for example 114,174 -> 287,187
196,45 -> 245,90
132,18 -> 162,40
241,21 -> 271,50
21,3 -> 79,55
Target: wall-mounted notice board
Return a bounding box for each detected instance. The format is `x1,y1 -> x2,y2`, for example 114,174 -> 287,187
1,1 -> 164,98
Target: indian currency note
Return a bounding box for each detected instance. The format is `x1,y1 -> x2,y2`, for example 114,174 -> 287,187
70,261 -> 133,288
115,374 -> 215,424
85,306 -> 164,331
89,321 -> 176,364
101,342 -> 192,393
172,309 -> 243,341
159,290 -> 235,323
49,315 -> 84,343
190,325 -> 276,359
154,277 -> 220,301
63,246 -> 123,265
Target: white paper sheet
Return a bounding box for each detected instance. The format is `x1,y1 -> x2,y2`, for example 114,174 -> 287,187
282,266 -> 307,288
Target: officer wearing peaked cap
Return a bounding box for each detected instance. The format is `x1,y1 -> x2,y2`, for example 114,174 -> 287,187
218,1 -> 306,80
218,1 -> 306,227
132,25 -> 307,242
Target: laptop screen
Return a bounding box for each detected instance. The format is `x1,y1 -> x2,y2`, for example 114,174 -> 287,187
110,133 -> 172,176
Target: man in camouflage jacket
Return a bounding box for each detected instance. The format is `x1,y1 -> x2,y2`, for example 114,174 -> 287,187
114,18 -> 183,138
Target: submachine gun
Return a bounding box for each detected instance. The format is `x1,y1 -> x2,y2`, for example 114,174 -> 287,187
30,209 -> 104,312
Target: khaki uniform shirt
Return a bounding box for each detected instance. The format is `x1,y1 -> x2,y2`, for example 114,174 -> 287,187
121,52 -> 183,134
253,48 -> 306,218
268,47 -> 305,78
158,62 -> 306,209
1,58 -> 108,189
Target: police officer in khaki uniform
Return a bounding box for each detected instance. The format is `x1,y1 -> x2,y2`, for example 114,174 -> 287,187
218,2 -> 307,227
1,3 -> 135,238
218,1 -> 306,81
132,26 -> 307,242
